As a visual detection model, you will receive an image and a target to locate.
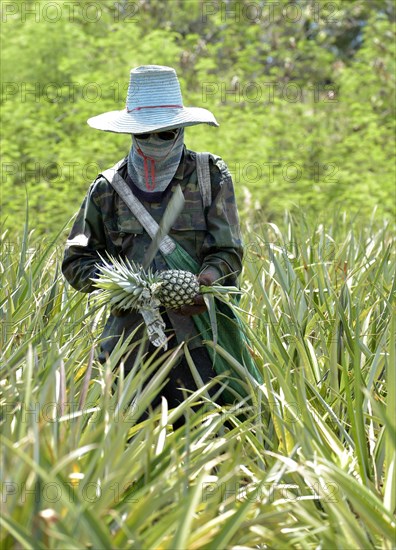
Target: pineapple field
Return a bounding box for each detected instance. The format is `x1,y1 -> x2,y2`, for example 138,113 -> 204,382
1,212 -> 395,549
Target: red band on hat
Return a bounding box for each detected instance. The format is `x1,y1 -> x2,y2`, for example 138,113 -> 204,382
126,104 -> 183,113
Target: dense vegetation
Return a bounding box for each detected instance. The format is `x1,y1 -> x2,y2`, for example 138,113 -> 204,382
1,216 -> 395,548
1,0 -> 395,235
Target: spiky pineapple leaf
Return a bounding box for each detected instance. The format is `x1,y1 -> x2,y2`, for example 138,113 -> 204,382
203,293 -> 218,347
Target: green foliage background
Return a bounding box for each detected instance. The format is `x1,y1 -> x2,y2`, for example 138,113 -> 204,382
1,0 -> 395,236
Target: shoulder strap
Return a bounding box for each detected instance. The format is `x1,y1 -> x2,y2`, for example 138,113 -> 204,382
101,165 -> 176,256
101,157 -> 127,183
196,152 -> 212,209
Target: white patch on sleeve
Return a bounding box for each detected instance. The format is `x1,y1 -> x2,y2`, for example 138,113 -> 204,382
65,234 -> 89,248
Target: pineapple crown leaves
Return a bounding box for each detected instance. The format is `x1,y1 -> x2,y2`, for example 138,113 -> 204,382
91,253 -> 155,311
93,253 -> 153,285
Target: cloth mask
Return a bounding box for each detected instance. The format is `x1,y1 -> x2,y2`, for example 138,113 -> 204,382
127,128 -> 184,192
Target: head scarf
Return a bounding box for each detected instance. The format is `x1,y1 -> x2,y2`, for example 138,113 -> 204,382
127,128 -> 184,192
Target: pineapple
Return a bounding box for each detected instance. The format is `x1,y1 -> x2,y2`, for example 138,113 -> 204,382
92,255 -> 200,311
156,270 -> 199,308
92,254 -> 239,349
92,256 -> 200,350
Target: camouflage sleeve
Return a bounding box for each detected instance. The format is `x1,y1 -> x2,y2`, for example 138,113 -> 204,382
199,157 -> 243,286
62,179 -> 107,293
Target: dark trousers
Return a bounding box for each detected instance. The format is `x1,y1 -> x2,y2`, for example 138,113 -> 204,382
100,312 -> 225,429
138,346 -> 223,429
108,342 -> 224,429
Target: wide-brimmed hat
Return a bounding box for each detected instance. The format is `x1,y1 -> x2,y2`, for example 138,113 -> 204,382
87,65 -> 218,134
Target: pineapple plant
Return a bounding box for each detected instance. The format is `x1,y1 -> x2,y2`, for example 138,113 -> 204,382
91,255 -> 238,349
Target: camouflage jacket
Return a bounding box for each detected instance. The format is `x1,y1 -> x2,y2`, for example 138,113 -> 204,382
62,147 -> 243,356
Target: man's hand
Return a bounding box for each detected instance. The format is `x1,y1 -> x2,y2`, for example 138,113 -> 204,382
174,267 -> 220,316
197,267 -> 220,287
174,293 -> 206,316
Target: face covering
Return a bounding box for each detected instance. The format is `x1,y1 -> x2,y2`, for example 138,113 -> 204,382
127,128 -> 184,192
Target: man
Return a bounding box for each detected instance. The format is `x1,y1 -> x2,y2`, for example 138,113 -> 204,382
62,65 -> 244,421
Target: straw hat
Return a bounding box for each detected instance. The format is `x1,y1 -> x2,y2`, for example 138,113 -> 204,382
87,65 -> 218,134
